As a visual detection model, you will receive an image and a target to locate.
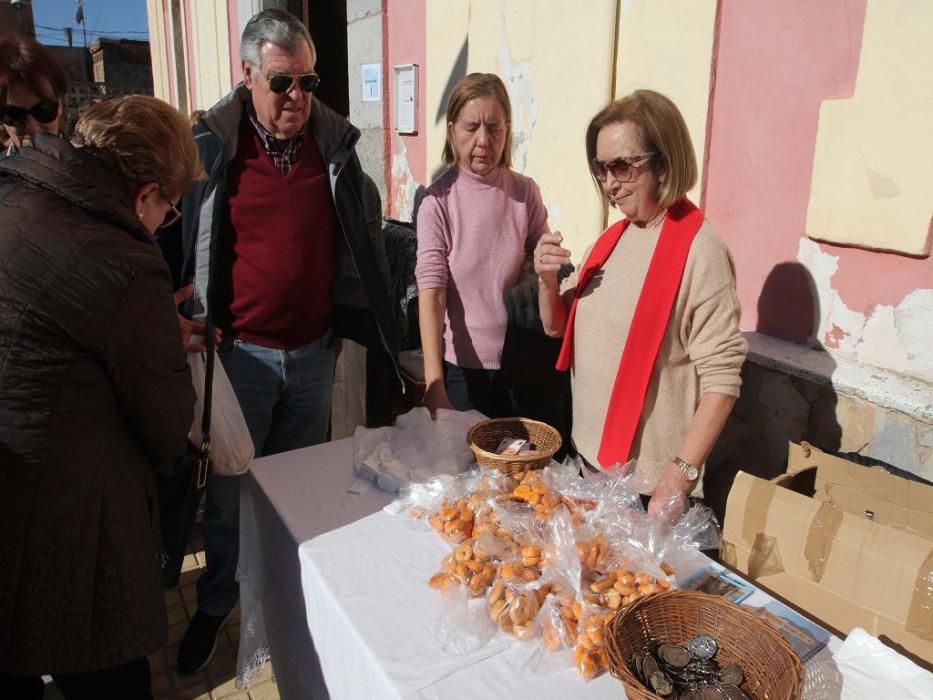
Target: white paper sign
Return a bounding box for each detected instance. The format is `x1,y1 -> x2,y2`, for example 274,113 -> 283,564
361,63 -> 381,102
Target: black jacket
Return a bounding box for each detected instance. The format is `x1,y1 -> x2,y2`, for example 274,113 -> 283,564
160,85 -> 399,378
0,135 -> 195,673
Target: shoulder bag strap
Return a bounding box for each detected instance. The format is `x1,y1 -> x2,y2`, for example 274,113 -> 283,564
195,313 -> 215,490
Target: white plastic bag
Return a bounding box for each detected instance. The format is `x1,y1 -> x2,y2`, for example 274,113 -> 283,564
354,407 -> 482,492
188,352 -> 254,475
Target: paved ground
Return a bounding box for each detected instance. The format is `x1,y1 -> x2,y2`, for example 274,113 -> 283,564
149,532 -> 281,700
45,529 -> 281,700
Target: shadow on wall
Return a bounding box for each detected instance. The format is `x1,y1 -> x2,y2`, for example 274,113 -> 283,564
705,262 -> 843,525
429,37 -> 468,185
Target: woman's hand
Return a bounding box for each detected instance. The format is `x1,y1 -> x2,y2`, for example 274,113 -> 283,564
535,232 -> 573,338
423,380 -> 454,418
647,463 -> 693,524
534,231 -> 572,284
173,284 -> 221,353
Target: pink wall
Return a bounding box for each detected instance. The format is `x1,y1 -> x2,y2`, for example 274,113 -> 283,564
703,0 -> 933,343
386,0 -> 427,219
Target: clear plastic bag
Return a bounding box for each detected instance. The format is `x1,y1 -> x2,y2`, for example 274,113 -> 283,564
401,455 -> 723,674
572,603 -> 614,680
486,578 -> 550,641
429,539 -> 499,598
435,586 -> 498,655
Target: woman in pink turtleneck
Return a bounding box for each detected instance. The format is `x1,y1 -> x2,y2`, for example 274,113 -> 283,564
415,73 -> 549,418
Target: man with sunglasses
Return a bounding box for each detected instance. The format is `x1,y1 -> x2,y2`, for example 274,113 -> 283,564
0,37 -> 67,158
158,9 -> 399,676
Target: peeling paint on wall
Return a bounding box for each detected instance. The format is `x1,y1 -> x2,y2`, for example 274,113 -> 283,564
896,290 -> 933,383
797,238 -> 933,383
391,135 -> 420,223
495,5 -> 538,173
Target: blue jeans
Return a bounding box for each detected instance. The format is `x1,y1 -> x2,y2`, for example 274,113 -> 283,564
197,331 -> 336,616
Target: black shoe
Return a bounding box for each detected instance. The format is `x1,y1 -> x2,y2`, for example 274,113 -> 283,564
177,608 -> 234,674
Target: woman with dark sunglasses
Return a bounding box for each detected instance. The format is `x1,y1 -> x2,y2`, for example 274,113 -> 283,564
534,90 -> 747,522
0,96 -> 203,699
0,36 -> 67,158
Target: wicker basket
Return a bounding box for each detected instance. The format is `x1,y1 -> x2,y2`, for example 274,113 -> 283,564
466,417 -> 561,475
606,590 -> 802,700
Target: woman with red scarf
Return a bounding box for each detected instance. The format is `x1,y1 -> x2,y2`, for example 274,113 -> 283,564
534,90 -> 747,519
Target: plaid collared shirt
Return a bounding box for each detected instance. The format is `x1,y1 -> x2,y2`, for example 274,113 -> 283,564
247,106 -> 305,175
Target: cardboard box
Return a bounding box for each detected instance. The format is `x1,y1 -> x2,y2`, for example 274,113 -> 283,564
722,442 -> 933,664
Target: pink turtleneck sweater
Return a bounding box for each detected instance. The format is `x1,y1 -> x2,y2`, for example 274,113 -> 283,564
415,166 -> 549,369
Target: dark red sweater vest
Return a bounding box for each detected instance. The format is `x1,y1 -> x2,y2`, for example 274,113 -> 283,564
225,121 -> 336,348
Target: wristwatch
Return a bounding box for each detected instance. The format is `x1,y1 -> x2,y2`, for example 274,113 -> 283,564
673,456 -> 699,482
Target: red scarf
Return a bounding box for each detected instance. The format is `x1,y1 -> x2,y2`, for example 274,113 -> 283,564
556,198 -> 703,468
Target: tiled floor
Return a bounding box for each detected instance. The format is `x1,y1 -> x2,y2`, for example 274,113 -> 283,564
148,536 -> 281,700
44,530 -> 280,700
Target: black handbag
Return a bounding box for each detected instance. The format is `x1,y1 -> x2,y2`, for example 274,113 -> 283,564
158,313 -> 217,588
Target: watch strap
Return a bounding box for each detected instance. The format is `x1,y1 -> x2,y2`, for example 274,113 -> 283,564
673,456 -> 698,481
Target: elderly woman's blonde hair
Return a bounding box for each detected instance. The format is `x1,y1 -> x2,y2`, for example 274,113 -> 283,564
442,73 -> 513,169
73,95 -> 204,200
585,90 -> 697,209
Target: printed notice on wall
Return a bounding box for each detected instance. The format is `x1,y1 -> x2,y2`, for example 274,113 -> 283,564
394,64 -> 418,134
361,63 -> 381,102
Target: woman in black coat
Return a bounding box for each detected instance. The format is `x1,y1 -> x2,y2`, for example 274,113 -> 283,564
0,96 -> 203,699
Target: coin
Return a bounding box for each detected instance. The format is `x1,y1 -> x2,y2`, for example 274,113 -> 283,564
649,671 -> 674,697
700,686 -> 726,700
685,660 -> 718,678
719,664 -> 744,686
687,635 -> 719,660
660,644 -> 692,668
643,653 -> 660,679
680,691 -> 703,700
720,684 -> 752,700
632,652 -> 644,681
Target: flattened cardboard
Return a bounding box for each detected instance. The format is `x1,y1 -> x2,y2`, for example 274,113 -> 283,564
787,442 -> 933,537
724,445 -> 933,664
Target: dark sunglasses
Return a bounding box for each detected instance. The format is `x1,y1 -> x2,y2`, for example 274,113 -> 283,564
266,72 -> 320,94
1,99 -> 59,127
590,152 -> 658,183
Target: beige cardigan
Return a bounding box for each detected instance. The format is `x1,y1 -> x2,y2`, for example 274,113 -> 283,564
562,219 -> 747,492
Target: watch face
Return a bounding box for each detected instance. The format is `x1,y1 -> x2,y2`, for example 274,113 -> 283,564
685,465 -> 698,480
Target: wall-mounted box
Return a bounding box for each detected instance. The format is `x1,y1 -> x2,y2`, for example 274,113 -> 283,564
393,64 -> 418,134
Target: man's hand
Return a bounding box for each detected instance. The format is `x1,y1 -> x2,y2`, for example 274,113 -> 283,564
173,284 -> 221,353
647,463 -> 693,524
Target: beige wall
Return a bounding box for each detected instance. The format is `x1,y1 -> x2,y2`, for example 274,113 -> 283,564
425,0 -> 617,258
188,2 -> 233,110
146,0 -> 234,112
806,0 -> 933,256
422,1 -> 716,258
614,0 -> 717,207
146,0 -> 172,104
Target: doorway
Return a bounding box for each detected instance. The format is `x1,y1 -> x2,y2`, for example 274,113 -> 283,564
296,0 -> 350,117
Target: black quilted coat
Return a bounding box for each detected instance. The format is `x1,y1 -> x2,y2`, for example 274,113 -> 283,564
0,135 -> 195,674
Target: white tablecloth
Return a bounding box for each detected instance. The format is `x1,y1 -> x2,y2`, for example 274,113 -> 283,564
298,509 -> 633,698
298,513 -> 851,699
236,438 -> 393,698
238,437 -> 848,699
